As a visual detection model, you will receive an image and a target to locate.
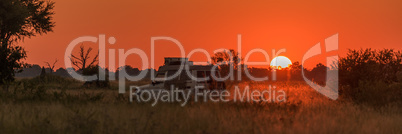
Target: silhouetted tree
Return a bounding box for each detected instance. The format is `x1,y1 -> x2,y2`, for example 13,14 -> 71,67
338,48 -> 402,104
45,59 -> 58,73
211,49 -> 241,68
115,65 -> 140,79
211,49 -> 242,80
70,45 -> 99,71
289,61 -> 303,81
69,45 -> 110,87
339,48 -> 402,88
309,63 -> 329,85
40,66 -> 46,79
54,68 -> 70,77
0,0 -> 55,90
290,61 -> 302,71
82,65 -> 110,88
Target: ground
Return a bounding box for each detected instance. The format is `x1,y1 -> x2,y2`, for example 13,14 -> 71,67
0,77 -> 401,133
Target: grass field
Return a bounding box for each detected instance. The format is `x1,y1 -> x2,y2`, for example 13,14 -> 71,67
0,76 -> 401,133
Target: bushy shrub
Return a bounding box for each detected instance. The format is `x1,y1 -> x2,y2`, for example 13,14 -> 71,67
82,65 -> 110,88
342,80 -> 402,106
0,76 -> 105,103
339,48 -> 402,88
339,48 -> 402,105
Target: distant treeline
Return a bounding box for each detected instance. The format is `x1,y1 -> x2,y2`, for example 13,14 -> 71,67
15,64 -> 331,83
15,65 -> 155,80
15,65 -> 159,80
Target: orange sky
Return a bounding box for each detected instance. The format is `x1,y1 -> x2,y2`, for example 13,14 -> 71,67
20,0 -> 402,70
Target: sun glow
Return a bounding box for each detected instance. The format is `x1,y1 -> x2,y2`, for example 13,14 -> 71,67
270,56 -> 292,70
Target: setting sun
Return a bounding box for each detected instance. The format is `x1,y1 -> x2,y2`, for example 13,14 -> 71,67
270,56 -> 292,69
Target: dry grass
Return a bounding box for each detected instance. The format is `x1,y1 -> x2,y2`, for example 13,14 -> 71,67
0,79 -> 401,134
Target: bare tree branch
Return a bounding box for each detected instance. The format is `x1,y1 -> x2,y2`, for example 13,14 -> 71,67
44,59 -> 58,73
70,44 -> 98,71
